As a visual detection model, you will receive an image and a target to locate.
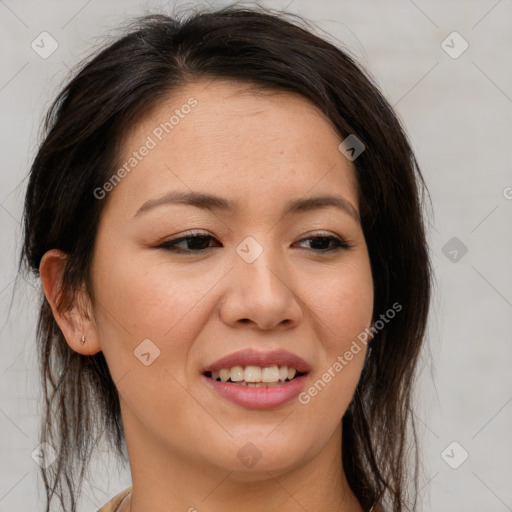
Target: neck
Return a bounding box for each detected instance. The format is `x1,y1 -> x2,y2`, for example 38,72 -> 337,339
120,401 -> 363,512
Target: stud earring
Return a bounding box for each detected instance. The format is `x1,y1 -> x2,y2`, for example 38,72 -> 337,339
80,335 -> 86,345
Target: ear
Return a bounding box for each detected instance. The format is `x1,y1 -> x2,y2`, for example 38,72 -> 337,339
39,249 -> 102,356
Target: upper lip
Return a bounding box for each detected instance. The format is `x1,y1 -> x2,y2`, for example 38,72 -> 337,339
203,349 -> 311,374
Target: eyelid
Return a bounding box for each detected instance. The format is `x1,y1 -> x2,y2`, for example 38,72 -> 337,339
157,229 -> 353,253
298,229 -> 352,241
157,229 -> 212,243
295,231 -> 353,250
157,229 -> 215,247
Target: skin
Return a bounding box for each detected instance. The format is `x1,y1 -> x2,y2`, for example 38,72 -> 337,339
40,79 -> 374,512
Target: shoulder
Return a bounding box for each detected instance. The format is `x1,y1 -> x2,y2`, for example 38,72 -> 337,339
97,487 -> 132,512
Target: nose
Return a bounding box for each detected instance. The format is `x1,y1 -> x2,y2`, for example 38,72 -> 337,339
218,242 -> 303,331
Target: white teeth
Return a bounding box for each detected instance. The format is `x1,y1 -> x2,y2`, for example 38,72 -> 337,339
261,365 -> 280,382
244,365 -> 262,382
208,365 -> 302,384
230,365 -> 244,382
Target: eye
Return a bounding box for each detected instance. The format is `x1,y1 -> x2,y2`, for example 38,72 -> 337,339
157,231 -> 352,254
294,234 -> 352,252
157,231 -> 221,253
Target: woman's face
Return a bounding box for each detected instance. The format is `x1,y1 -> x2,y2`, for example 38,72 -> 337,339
89,79 -> 374,477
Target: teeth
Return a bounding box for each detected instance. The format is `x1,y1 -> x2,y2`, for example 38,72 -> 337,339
261,365 -> 280,382
208,365 -> 301,384
244,365 -> 261,382
230,365 -> 244,382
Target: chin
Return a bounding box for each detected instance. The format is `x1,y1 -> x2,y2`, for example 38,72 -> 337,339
200,436 -> 308,478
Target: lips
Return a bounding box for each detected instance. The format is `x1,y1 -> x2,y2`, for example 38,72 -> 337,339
202,348 -> 311,374
201,349 -> 311,409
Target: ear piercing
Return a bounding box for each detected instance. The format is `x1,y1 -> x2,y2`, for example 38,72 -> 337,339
80,335 -> 86,345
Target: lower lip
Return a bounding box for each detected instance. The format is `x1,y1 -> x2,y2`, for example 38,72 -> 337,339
202,375 -> 308,409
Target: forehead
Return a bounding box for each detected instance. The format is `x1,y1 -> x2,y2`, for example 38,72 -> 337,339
108,79 -> 359,217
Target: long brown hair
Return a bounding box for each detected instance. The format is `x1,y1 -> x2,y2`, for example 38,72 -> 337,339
20,5 -> 431,511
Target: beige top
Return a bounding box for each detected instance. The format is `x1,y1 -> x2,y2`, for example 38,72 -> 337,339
97,487 -> 384,511
97,487 -> 131,512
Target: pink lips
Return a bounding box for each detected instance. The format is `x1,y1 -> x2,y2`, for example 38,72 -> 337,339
203,348 -> 311,374
202,349 -> 311,410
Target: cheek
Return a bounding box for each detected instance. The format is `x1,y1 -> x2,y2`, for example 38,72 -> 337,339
90,249 -> 220,425
306,258 -> 374,347
90,244 -> 217,374
94,236 -> 199,322
300,256 -> 373,411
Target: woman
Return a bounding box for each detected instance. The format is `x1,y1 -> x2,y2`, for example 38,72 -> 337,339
20,5 -> 431,512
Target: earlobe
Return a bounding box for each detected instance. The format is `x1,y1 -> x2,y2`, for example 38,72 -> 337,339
39,249 -> 101,355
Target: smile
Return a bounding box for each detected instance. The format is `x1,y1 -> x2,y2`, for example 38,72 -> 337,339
204,364 -> 304,386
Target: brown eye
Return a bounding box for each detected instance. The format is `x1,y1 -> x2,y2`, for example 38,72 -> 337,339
295,235 -> 351,252
158,232 -> 221,253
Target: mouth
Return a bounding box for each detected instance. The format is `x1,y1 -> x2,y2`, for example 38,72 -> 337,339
202,348 -> 311,409
203,365 -> 307,387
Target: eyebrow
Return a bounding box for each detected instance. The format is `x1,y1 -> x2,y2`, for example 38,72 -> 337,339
134,190 -> 360,223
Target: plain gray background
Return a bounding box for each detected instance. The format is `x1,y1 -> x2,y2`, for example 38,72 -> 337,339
1,0 -> 511,511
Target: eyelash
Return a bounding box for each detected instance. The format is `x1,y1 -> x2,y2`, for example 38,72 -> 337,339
157,231 -> 352,254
